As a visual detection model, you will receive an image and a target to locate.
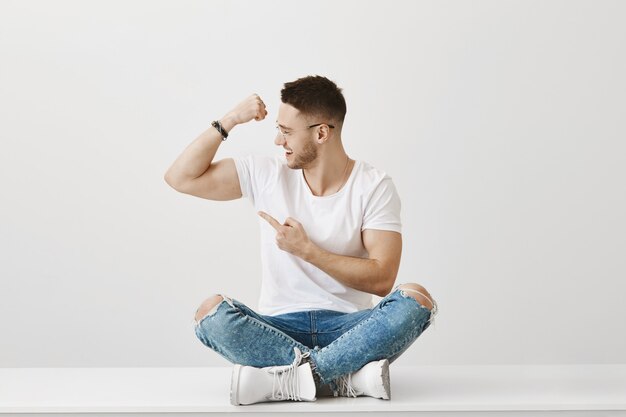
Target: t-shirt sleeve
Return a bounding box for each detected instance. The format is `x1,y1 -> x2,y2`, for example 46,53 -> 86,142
233,154 -> 277,208
362,177 -> 402,233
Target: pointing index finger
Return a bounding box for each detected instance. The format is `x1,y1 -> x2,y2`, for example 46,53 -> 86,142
257,211 -> 281,231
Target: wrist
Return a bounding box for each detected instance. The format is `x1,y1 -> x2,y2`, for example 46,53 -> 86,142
220,114 -> 238,133
303,241 -> 320,263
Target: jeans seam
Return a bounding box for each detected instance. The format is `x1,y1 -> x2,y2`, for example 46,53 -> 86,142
310,310 -> 317,347
384,318 -> 427,361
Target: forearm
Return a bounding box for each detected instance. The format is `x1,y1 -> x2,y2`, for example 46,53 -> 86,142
303,244 -> 386,296
164,116 -> 237,184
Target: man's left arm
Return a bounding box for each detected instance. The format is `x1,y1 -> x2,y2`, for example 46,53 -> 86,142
258,211 -> 402,297
302,229 -> 402,297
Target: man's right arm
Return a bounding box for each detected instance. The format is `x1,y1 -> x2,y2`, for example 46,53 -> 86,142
163,94 -> 267,201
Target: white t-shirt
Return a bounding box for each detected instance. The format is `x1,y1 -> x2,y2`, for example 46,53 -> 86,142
234,154 -> 402,316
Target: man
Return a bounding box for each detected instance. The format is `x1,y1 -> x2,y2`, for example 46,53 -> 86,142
164,75 -> 438,406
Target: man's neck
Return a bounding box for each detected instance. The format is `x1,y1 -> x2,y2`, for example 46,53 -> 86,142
303,152 -> 353,196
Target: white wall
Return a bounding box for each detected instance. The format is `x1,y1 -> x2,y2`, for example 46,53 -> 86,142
1,0 -> 624,367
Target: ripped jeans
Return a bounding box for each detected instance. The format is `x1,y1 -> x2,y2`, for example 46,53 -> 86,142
193,283 -> 438,395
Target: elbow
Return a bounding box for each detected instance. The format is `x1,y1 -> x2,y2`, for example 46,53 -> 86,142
376,285 -> 392,298
164,172 -> 179,189
375,275 -> 396,297
163,174 -> 174,189
371,260 -> 396,297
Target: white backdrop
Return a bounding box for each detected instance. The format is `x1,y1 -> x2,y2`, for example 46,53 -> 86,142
1,0 -> 624,367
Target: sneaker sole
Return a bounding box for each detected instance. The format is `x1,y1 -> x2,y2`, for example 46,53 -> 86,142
230,364 -> 242,406
380,359 -> 391,400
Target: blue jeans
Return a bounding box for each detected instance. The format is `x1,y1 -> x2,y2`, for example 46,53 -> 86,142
193,283 -> 438,394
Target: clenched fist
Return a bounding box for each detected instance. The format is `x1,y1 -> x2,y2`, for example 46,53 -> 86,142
223,94 -> 268,126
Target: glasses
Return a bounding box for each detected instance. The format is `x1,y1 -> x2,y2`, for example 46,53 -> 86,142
275,123 -> 335,139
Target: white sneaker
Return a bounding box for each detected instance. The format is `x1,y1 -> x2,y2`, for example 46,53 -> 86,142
230,347 -> 317,406
335,358 -> 391,399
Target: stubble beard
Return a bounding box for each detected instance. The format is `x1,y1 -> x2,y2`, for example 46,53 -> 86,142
288,139 -> 318,170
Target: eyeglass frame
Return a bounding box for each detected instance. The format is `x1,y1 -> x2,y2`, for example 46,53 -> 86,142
275,123 -> 335,138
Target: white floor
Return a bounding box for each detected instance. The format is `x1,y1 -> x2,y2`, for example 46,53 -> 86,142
1,365 -> 625,416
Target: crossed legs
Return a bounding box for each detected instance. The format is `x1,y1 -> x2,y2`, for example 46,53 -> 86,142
193,283 -> 437,393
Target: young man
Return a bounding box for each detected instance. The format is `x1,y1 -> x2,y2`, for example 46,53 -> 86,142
164,75 -> 438,406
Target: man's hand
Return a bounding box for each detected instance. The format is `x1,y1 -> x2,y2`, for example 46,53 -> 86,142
257,211 -> 314,259
223,94 -> 268,127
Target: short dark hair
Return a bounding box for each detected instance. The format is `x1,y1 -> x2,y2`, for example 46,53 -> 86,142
281,75 -> 347,125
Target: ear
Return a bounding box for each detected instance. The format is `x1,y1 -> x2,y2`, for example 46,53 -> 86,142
317,124 -> 331,144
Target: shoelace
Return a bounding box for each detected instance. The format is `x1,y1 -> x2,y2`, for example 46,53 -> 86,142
337,373 -> 358,397
269,347 -> 310,401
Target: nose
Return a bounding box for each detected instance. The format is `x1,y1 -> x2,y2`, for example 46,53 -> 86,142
275,131 -> 285,146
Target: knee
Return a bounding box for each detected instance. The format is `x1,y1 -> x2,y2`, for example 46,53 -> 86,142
194,294 -> 224,323
397,283 -> 435,311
